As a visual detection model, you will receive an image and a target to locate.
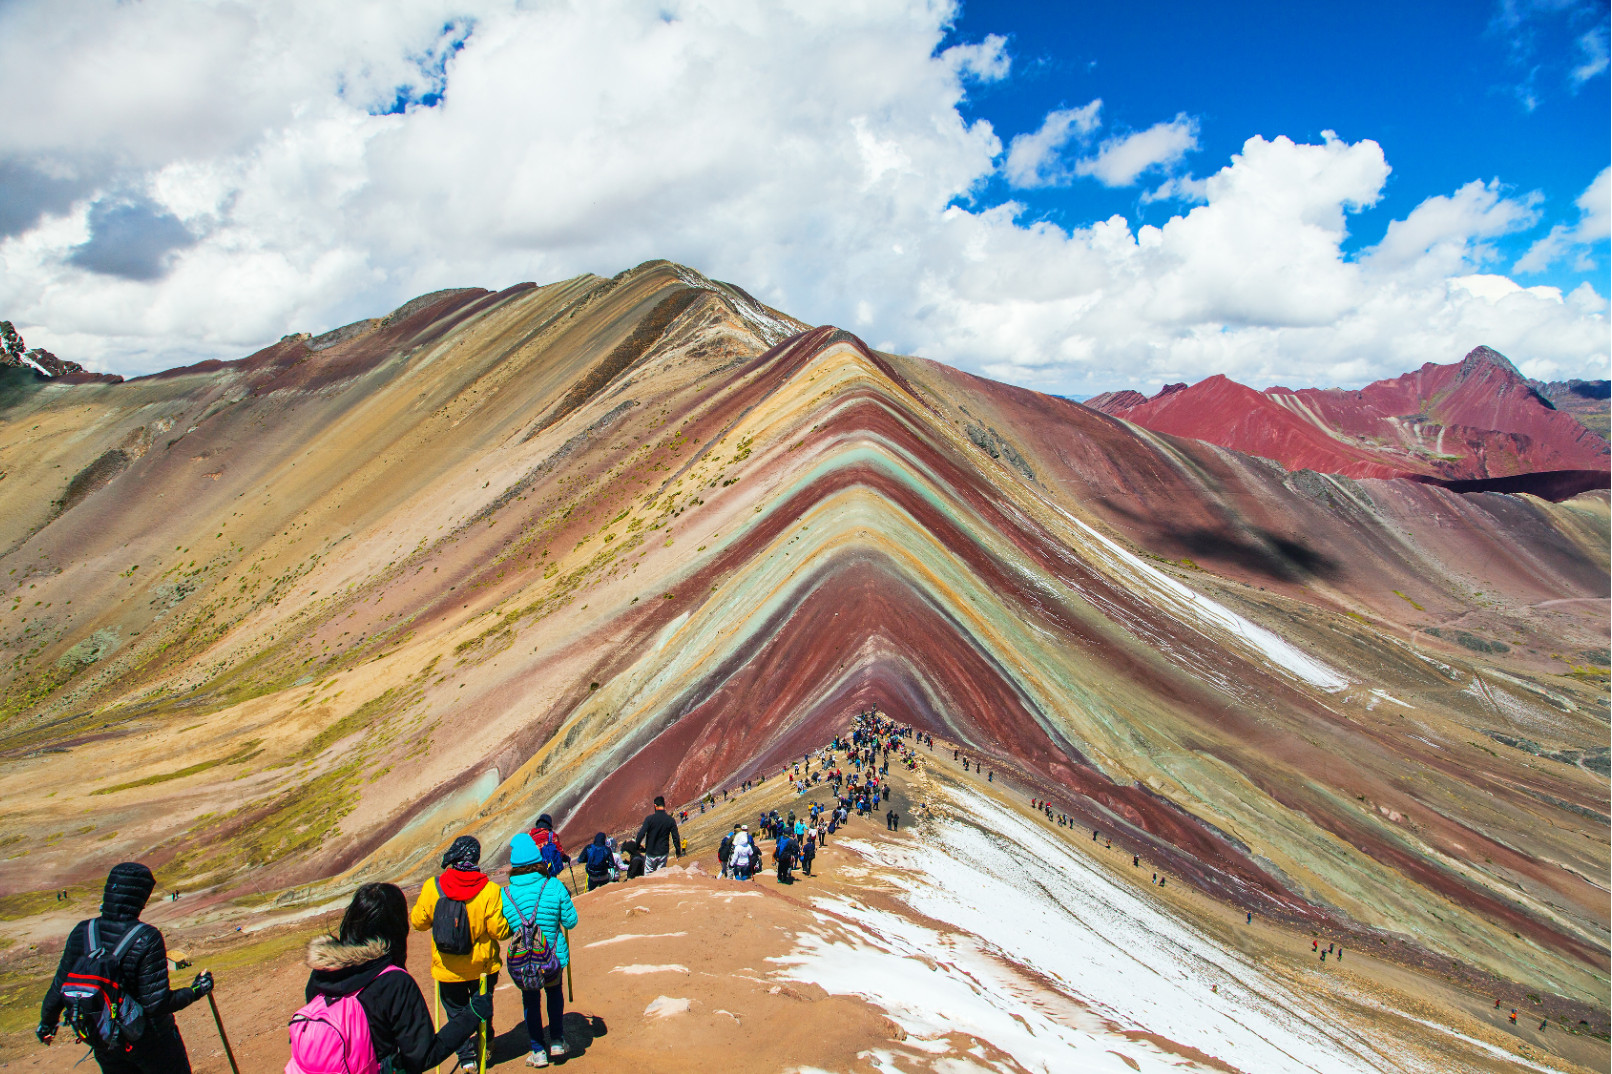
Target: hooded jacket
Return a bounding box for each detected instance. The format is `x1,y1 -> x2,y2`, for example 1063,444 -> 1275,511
408,870 -> 511,982
40,863 -> 197,1037
304,935 -> 475,1074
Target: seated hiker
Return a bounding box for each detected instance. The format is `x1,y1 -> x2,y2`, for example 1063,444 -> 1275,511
295,882 -> 488,1074
37,863 -> 213,1074
409,836 -> 511,1073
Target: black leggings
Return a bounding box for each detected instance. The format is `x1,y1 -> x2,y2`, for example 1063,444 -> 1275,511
522,981 -> 566,1050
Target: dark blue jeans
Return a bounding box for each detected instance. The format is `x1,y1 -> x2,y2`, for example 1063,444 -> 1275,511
522,981 -> 566,1050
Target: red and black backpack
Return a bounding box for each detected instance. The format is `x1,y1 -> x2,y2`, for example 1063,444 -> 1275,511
60,920 -> 150,1050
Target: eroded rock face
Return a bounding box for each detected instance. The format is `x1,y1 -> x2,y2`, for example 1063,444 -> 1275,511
1087,346 -> 1610,488
0,262 -> 1605,1012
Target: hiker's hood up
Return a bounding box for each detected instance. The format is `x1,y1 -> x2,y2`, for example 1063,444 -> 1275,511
306,935 -> 403,997
101,862 -> 155,922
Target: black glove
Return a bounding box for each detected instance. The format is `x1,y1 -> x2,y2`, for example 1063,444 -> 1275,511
468,991 -> 494,1022
36,1022 -> 56,1045
190,970 -> 214,998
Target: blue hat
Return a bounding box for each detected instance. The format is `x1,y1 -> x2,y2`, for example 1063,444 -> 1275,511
510,832 -> 540,867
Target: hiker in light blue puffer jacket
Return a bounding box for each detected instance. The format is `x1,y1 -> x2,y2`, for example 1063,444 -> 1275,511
502,833 -> 578,1067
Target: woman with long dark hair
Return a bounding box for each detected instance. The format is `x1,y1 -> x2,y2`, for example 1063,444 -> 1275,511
298,882 -> 488,1074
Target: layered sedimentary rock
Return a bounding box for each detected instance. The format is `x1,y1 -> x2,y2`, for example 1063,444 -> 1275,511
1088,347 -> 1610,496
0,262 -> 1606,1015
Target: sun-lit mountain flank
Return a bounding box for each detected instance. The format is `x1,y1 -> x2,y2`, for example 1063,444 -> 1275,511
1,261 -> 1607,1071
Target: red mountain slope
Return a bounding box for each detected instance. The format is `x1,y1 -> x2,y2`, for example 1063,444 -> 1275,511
1087,346 -> 1610,488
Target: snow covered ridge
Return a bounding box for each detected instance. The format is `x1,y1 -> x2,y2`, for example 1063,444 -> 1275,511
778,787 -> 1565,1074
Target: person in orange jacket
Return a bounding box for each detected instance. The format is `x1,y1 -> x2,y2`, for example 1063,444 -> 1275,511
409,836 -> 511,1073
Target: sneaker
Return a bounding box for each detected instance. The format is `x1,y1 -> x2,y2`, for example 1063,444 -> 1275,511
550,1038 -> 568,1059
527,1050 -> 550,1068
460,1064 -> 478,1073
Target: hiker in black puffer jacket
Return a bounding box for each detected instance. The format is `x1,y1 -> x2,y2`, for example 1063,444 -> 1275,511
304,883 -> 487,1074
37,862 -> 212,1073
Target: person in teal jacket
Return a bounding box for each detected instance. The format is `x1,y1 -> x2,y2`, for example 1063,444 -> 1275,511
502,832 -> 579,1068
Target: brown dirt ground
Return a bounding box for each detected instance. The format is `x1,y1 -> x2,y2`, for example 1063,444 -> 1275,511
2,738 -> 1607,1073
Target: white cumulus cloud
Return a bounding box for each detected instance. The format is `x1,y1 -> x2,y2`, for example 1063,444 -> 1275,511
1514,166 -> 1611,273
1074,114 -> 1200,187
0,0 -> 1604,396
1003,101 -> 1103,188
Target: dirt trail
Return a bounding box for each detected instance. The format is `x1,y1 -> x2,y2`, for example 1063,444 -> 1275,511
3,734 -> 1607,1073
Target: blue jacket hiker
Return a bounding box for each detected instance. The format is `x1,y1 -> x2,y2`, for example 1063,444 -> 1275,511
502,833 -> 579,1067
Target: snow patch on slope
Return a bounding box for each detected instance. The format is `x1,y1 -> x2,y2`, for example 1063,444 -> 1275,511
1065,511 -> 1348,691
780,787 -> 1457,1073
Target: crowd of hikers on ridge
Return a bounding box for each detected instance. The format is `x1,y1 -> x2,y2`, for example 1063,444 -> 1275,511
38,705 -> 1548,1070
33,709 -> 927,1073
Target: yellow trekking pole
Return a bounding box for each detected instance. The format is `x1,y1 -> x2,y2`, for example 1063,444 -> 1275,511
477,974 -> 489,1074
434,983 -> 443,1073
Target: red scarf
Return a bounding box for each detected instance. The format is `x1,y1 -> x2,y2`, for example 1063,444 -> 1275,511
438,868 -> 488,901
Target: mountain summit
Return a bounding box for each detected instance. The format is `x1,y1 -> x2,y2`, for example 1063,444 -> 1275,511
1087,346 -> 1610,493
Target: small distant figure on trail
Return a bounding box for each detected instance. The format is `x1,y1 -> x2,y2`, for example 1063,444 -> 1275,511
1092,830 -> 1099,841
37,862 -> 213,1073
410,836 -> 511,1073
1538,1019 -> 1548,1032
1133,856 -> 1140,867
580,832 -> 615,891
1509,1009 -> 1518,1024
728,827 -> 756,881
1246,912 -> 1253,925
503,833 -> 579,1067
774,833 -> 798,884
988,771 -> 993,783
295,882 -> 488,1074
886,809 -> 900,832
1154,874 -> 1160,884
1336,947 -> 1343,962
526,814 -> 569,877
1158,877 -> 1166,888
634,795 -> 684,873
1313,940 -> 1318,952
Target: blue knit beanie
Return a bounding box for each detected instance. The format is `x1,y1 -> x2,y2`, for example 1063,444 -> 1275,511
509,832 -> 540,868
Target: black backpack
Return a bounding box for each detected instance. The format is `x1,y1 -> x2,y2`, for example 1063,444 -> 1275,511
60,920 -> 150,1049
431,881 -> 473,956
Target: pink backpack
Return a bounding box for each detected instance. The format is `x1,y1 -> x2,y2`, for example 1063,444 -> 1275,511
286,965 -> 404,1074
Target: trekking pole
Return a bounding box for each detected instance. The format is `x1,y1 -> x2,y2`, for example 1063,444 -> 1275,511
205,990 -> 241,1074
435,983 -> 445,1073
566,859 -> 580,895
477,974 -> 488,1074
563,927 -> 574,1002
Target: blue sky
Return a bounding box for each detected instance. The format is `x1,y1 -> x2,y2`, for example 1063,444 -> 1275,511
947,1 -> 1605,296
945,0 -> 1609,298
0,0 -> 1606,392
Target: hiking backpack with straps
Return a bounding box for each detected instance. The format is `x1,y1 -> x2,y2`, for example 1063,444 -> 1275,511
505,879 -> 562,990
60,920 -> 150,1050
285,964 -> 403,1074
430,880 -> 473,957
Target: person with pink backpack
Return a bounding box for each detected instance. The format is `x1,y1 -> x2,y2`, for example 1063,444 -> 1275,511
289,883 -> 489,1074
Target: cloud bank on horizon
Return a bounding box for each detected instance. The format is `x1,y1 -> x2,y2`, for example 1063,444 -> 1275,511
0,0 -> 1606,395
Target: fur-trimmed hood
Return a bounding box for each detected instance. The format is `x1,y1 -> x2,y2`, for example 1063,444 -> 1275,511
305,934 -> 404,998
307,934 -> 391,971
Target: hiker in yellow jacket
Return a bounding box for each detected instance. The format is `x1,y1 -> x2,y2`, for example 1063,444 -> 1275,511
410,836 -> 511,1073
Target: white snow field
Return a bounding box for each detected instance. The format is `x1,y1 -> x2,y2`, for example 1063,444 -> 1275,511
777,786 -> 1555,1073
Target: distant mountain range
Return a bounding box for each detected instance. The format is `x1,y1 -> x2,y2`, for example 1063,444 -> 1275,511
1086,346 -> 1609,499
